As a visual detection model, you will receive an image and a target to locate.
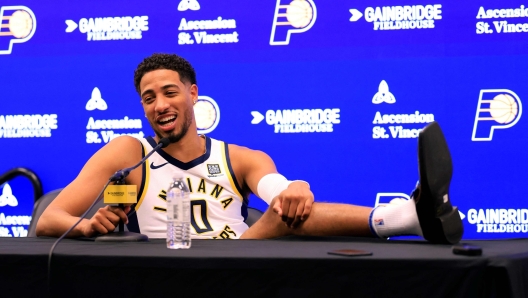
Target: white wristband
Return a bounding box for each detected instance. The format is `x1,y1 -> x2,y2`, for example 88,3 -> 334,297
257,173 -> 309,205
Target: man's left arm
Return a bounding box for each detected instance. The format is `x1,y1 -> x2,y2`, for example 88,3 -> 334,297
229,145 -> 314,228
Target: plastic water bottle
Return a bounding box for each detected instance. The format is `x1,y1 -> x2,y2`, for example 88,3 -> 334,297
166,175 -> 191,249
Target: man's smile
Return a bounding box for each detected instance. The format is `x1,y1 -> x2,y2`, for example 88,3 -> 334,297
156,114 -> 178,131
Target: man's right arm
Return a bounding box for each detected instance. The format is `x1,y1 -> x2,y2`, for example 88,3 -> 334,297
36,136 -> 143,238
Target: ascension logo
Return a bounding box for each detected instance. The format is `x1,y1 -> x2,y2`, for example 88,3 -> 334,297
0,183 -> 30,237
251,108 -> 340,133
0,5 -> 36,54
372,80 -> 396,104
270,0 -> 317,45
371,80 -> 435,139
178,0 -> 200,11
85,87 -> 144,144
0,183 -> 18,207
86,87 -> 108,111
476,5 -> 528,34
65,15 -> 149,41
177,1 -> 239,45
349,4 -> 442,30
471,89 -> 522,141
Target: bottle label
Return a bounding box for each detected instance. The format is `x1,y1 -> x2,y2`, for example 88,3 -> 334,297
182,200 -> 190,221
173,203 -> 179,220
167,187 -> 190,222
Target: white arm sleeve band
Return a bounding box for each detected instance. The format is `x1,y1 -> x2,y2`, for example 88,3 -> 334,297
257,173 -> 309,205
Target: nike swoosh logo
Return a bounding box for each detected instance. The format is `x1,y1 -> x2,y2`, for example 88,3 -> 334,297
150,162 -> 168,169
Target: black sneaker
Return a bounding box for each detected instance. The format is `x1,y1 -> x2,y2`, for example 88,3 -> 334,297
414,122 -> 463,244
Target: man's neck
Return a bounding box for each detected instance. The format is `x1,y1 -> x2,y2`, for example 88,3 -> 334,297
156,133 -> 205,163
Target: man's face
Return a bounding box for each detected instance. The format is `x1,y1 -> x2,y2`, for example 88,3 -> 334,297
139,69 -> 198,142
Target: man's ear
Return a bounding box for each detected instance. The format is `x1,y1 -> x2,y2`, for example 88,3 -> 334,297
190,84 -> 198,103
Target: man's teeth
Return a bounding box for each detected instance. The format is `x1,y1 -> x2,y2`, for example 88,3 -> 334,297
159,116 -> 176,125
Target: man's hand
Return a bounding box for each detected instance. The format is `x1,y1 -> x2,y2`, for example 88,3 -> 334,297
272,181 -> 314,228
80,205 -> 130,237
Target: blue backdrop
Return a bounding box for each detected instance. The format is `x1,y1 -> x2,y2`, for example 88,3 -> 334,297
1,0 -> 527,239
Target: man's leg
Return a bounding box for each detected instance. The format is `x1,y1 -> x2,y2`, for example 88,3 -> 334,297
241,202 -> 373,239
242,121 -> 463,244
414,121 -> 463,244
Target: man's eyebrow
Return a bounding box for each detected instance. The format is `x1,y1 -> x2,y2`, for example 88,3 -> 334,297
140,89 -> 154,98
161,84 -> 180,90
141,84 -> 181,98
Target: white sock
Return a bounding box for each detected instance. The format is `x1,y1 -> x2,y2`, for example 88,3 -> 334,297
369,199 -> 423,238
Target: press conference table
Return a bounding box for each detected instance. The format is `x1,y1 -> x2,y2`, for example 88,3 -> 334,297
1,236 -> 527,297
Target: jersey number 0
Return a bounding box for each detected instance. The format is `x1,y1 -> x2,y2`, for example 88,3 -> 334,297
191,200 -> 214,233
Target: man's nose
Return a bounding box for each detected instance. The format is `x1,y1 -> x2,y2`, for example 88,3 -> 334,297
154,96 -> 170,112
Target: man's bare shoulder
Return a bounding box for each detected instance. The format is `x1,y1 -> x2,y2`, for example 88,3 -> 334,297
89,135 -> 143,168
106,135 -> 142,147
227,143 -> 272,162
226,143 -> 276,175
226,143 -> 277,194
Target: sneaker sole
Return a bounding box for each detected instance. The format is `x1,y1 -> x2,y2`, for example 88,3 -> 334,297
416,122 -> 463,244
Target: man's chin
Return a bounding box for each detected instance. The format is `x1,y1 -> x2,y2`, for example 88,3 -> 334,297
154,131 -> 171,141
153,117 -> 190,143
155,130 -> 184,143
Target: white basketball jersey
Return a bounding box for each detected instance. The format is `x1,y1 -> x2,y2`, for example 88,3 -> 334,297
131,136 -> 249,239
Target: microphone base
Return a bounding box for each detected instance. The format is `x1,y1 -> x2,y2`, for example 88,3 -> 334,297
95,231 -> 149,242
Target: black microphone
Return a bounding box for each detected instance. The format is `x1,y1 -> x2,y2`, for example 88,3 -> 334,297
110,137 -> 172,182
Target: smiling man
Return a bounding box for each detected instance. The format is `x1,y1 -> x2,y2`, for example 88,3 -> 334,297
36,53 -> 463,244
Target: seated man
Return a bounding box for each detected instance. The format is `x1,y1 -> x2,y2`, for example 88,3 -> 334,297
36,53 -> 463,244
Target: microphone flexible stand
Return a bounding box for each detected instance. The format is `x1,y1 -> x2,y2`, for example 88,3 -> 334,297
47,138 -> 171,294
95,138 -> 170,242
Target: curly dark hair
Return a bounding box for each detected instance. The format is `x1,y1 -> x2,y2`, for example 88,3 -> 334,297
133,53 -> 197,94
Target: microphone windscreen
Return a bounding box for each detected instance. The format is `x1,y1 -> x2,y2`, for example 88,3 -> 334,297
158,137 -> 171,148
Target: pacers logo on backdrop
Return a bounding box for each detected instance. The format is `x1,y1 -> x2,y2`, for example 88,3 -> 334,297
0,6 -> 36,54
270,0 -> 317,45
472,89 -> 522,141
194,96 -> 220,134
